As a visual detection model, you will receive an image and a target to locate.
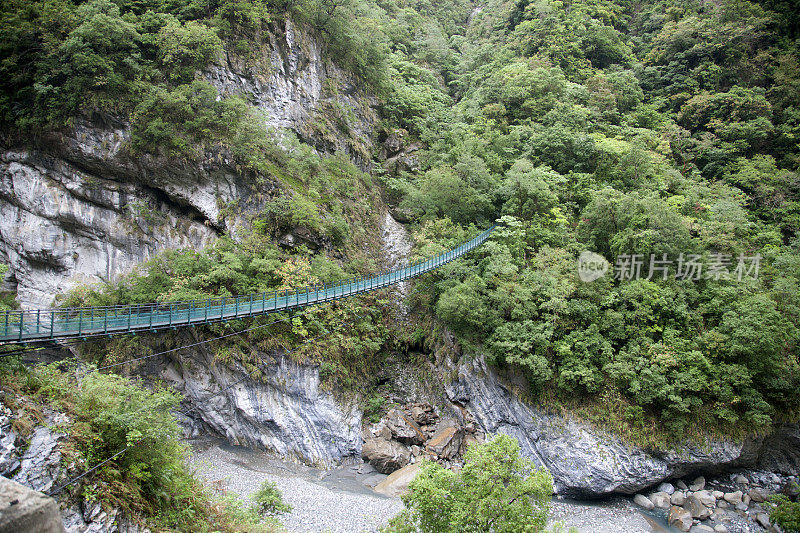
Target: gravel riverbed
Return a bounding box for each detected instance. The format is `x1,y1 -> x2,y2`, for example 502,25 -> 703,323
189,437 -> 675,533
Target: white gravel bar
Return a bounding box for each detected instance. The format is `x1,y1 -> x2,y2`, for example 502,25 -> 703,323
190,438 -> 402,533
189,437 -> 678,533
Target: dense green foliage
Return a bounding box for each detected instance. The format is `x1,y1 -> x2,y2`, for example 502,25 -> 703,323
769,490 -> 800,532
0,0 -> 388,131
383,434 -> 553,533
2,0 -> 798,452
366,0 -> 800,441
0,364 -> 281,532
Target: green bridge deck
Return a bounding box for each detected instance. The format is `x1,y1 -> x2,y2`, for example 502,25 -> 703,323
0,226 -> 495,343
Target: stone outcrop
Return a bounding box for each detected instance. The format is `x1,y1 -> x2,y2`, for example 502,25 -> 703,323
0,476 -> 65,533
360,401 -> 484,474
446,354 -> 800,497
373,463 -> 421,497
159,338 -> 362,468
12,426 -> 65,494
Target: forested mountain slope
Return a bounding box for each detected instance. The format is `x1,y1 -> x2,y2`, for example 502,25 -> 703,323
1,0 -> 800,528
379,0 -> 800,441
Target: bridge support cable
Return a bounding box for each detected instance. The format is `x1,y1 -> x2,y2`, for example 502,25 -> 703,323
47,310 -> 364,497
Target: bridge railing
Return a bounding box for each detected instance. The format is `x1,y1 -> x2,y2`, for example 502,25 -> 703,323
0,225 -> 495,342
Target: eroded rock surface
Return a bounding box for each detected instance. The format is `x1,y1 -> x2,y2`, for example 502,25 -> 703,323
446,355 -> 800,497
160,342 -> 362,468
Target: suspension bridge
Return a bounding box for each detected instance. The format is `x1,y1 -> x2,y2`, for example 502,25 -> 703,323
0,226 -> 495,344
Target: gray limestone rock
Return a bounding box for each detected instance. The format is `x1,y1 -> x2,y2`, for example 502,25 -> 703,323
12,426 -> 64,494
686,493 -> 713,519
672,491 -> 687,506
445,355 -> 800,496
634,494 -> 654,510
658,482 -> 676,495
650,491 -> 672,508
362,438 -> 411,474
166,343 -> 362,468
723,491 -> 743,504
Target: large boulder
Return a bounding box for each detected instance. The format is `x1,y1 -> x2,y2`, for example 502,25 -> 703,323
0,477 -> 65,533
384,409 -> 425,445
374,463 -> 421,497
362,438 -> 411,474
426,426 -> 463,460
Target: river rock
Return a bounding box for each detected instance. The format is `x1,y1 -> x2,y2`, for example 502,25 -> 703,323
735,502 -> 748,513
696,490 -> 717,508
677,480 -> 689,490
650,491 -> 671,508
755,513 -> 771,528
669,505 -> 693,532
723,491 -> 742,504
361,438 -> 410,474
748,488 -> 768,502
658,482 -> 676,495
672,491 -> 686,505
374,462 -> 421,497
735,475 -> 749,484
714,525 -> 728,533
690,476 -> 706,491
712,490 -> 724,499
687,493 -> 713,519
634,494 -> 654,510
690,525 -> 714,533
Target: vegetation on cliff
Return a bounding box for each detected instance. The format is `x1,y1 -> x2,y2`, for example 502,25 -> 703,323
2,0 -> 799,497
377,0 -> 800,443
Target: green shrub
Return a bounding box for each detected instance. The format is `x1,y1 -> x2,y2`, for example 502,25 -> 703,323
769,492 -> 800,533
251,480 -> 292,516
383,434 -> 553,533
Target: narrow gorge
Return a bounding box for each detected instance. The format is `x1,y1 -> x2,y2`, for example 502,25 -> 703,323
1,1 -> 799,532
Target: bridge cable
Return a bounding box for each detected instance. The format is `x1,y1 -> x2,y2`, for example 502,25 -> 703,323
87,309 -> 316,375
46,310 -> 360,497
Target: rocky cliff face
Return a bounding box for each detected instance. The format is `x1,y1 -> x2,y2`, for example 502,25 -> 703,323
0,18 -> 377,309
446,355 -> 800,497
156,338 -> 362,467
